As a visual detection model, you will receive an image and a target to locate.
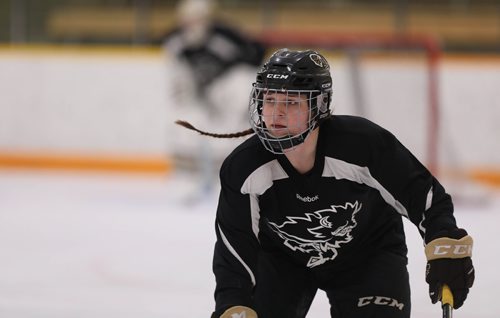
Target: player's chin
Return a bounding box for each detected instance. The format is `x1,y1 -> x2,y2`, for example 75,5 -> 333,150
266,128 -> 290,138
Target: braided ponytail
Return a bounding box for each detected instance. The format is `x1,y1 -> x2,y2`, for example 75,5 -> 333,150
175,120 -> 254,138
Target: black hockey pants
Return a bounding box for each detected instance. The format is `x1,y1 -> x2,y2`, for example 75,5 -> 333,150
253,250 -> 411,318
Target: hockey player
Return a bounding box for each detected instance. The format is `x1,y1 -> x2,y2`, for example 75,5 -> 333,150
163,0 -> 265,103
163,0 -> 265,198
177,49 -> 474,317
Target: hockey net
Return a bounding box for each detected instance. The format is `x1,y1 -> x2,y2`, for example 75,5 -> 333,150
258,31 -> 492,205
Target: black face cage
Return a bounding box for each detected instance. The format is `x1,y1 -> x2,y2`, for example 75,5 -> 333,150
248,85 -> 331,154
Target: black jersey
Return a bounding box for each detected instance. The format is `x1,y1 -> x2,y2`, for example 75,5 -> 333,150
163,22 -> 265,94
212,115 -> 456,312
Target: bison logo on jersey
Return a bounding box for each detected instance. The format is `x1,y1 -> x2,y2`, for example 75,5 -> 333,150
268,201 -> 362,267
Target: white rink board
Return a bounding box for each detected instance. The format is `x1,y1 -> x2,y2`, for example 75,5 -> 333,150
0,50 -> 499,170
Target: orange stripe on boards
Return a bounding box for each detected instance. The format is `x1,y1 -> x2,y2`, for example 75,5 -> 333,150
468,169 -> 500,188
0,152 -> 173,174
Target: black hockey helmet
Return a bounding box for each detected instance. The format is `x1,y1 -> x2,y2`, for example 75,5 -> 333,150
249,48 -> 333,154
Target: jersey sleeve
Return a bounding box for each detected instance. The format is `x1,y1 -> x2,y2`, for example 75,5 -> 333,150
214,23 -> 266,67
368,127 -> 457,241
212,159 -> 261,314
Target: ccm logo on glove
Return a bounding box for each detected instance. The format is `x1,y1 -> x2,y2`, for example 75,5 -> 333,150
425,235 -> 473,260
425,228 -> 474,309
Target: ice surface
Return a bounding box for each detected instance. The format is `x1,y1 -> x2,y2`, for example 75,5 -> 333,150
0,170 -> 498,317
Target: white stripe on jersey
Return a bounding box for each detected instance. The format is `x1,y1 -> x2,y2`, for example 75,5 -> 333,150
241,159 -> 288,239
425,187 -> 434,211
322,157 -> 410,218
418,186 -> 434,234
217,223 -> 256,286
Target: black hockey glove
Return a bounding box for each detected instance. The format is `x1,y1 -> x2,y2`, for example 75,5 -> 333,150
212,306 -> 257,318
425,228 -> 474,309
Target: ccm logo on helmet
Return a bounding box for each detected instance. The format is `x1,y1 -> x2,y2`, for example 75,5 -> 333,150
267,74 -> 289,79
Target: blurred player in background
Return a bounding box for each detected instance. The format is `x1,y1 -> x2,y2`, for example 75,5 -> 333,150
163,0 -> 265,200
177,49 -> 475,317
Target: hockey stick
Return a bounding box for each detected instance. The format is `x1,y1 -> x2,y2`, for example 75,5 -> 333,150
441,284 -> 453,318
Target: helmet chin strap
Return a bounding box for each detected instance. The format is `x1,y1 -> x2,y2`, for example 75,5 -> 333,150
264,126 -> 314,154
257,110 -> 323,154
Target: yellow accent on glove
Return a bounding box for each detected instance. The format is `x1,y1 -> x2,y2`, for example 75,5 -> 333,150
220,306 -> 258,318
425,235 -> 473,261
